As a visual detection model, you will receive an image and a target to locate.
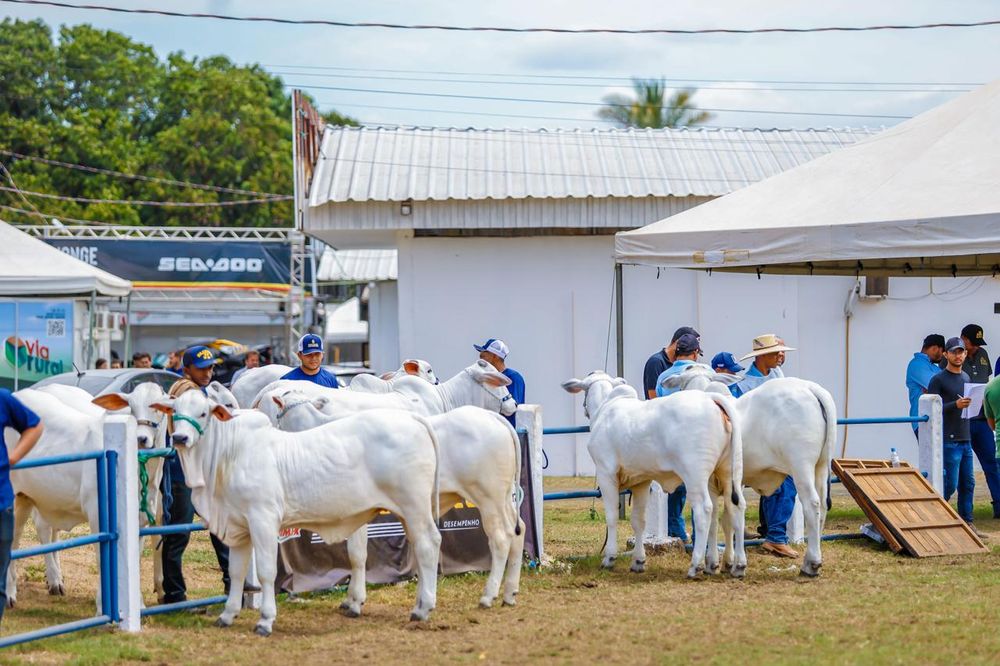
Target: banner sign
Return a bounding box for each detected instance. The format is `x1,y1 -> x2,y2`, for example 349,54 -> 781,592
276,438 -> 539,592
0,301 -> 74,390
44,239 -> 291,290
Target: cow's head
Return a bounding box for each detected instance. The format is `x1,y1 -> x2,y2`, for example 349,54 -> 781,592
402,359 -> 439,385
660,363 -> 739,395
466,359 -> 516,416
92,382 -> 169,449
206,381 -> 240,411
151,389 -> 233,448
561,371 -> 631,420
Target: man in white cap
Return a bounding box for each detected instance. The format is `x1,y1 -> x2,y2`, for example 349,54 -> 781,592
474,338 -> 523,426
731,334 -> 799,558
281,333 -> 340,388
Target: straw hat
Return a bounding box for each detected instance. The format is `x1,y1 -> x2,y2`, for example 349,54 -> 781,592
738,334 -> 796,361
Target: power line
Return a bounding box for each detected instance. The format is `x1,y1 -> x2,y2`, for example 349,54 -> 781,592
0,185 -> 291,207
0,202 -> 117,225
0,149 -> 289,198
289,82 -> 913,119
5,1 -> 1000,35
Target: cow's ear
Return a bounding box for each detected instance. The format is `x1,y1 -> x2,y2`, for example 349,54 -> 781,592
211,404 -> 234,422
312,397 -> 329,411
379,371 -> 394,380
403,360 -> 420,375
92,393 -> 129,411
660,374 -> 684,390
271,395 -> 284,409
481,372 -> 512,388
150,402 -> 175,416
561,379 -> 585,394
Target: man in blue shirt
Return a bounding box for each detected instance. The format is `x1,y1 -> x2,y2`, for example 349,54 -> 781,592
281,334 -> 340,388
642,326 -> 699,400
906,334 -> 945,437
0,390 -> 44,623
733,334 -> 798,559
474,338 -> 524,427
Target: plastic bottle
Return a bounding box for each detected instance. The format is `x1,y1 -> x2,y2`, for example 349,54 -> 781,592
890,447 -> 901,468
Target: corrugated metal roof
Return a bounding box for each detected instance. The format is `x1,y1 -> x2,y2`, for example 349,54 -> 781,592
317,248 -> 397,282
309,126 -> 879,205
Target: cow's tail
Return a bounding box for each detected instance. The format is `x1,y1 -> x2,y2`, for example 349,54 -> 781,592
490,412 -> 523,538
413,414 -> 441,523
808,381 -> 837,489
708,393 -> 744,508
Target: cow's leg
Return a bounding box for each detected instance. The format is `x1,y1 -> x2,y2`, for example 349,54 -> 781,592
404,515 -> 441,622
216,540 -> 251,628
727,488 -> 748,579
596,472 -> 620,569
501,517 -> 525,607
33,514 -> 65,596
705,493 -> 722,575
6,496 -> 33,608
248,520 -> 280,636
686,484 -> 713,579
476,501 -> 513,608
628,481 -> 651,573
341,526 -> 368,618
794,466 -> 824,577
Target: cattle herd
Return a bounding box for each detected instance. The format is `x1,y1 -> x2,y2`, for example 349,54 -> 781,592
5,358 -> 836,637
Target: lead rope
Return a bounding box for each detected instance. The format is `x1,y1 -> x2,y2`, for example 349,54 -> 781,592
136,451 -> 157,527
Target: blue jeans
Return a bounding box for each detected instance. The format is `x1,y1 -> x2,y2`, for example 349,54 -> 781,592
969,420 -> 1000,506
761,476 -> 797,545
0,506 -> 14,625
667,485 -> 687,541
943,441 -> 975,522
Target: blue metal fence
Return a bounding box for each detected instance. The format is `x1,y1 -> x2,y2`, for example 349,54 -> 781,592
0,450 -> 119,649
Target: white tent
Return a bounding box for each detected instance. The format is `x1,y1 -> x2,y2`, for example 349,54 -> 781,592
615,80 -> 1000,276
0,221 -> 131,296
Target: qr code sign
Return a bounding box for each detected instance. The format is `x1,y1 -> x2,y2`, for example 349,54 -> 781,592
46,318 -> 66,338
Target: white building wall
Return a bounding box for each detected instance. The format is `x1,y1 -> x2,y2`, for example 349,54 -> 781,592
368,281 -> 400,372
394,235 -> 1000,475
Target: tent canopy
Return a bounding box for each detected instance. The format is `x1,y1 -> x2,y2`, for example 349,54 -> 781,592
615,80 -> 1000,277
0,221 -> 132,296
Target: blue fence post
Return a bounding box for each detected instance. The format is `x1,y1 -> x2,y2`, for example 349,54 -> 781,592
106,450 -> 120,624
95,451 -> 111,621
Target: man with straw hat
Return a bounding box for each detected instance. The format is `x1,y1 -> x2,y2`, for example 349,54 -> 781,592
731,334 -> 800,558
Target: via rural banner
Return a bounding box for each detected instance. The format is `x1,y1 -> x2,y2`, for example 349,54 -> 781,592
0,301 -> 74,390
44,239 -> 292,291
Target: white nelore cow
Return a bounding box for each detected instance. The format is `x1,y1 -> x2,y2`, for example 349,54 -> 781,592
349,359 -> 439,393
254,360 -> 515,424
561,372 -> 747,579
661,364 -> 836,577
230,364 -> 292,408
5,382 -> 169,608
152,391 -> 442,636
271,392 -> 524,610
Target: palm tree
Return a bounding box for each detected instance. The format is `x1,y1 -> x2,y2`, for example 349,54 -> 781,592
597,78 -> 712,128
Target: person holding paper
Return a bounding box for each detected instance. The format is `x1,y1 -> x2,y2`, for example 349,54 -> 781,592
927,338 -> 985,538
958,324 -> 1000,512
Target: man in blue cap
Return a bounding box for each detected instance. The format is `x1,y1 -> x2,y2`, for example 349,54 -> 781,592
474,338 -> 523,426
281,334 -> 339,388
711,351 -> 744,376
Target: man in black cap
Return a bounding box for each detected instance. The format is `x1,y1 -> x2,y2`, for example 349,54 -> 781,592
959,324 -> 1000,513
642,326 -> 699,400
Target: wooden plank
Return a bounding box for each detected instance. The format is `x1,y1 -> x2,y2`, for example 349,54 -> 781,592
832,458 -> 988,558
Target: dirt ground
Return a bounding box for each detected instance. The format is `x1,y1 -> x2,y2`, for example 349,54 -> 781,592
2,476 -> 998,665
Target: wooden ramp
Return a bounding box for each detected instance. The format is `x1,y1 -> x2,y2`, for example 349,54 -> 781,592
833,459 -> 988,558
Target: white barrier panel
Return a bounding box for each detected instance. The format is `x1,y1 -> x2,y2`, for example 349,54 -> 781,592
918,394 -> 944,495
104,415 -> 141,633
516,405 -> 546,561
644,484 -> 668,543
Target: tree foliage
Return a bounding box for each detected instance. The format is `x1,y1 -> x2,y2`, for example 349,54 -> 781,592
597,78 -> 712,129
0,19 -> 357,227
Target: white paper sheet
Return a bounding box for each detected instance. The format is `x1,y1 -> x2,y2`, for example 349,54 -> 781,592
962,382 -> 987,419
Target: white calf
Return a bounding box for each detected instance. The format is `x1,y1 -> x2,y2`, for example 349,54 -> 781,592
350,359 -> 439,393
153,391 -> 443,636
230,365 -> 292,408
562,372 -> 746,579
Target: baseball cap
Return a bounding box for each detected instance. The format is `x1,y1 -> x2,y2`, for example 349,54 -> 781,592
473,338 -> 509,360
922,333 -> 946,349
945,337 -> 965,352
711,351 -> 744,373
298,333 -> 324,354
671,326 -> 700,343
961,324 -> 987,346
674,333 -> 702,356
182,345 -> 216,369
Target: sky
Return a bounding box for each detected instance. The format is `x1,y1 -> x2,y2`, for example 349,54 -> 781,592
3,0 -> 1000,130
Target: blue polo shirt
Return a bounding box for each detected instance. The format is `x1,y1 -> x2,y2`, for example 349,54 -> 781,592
730,363 -> 780,398
906,352 -> 941,431
281,366 -> 340,388
655,360 -> 697,397
0,390 -> 41,509
502,368 -> 525,427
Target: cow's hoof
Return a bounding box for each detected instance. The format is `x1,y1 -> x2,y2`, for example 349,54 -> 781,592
339,600 -> 351,611
214,617 -> 232,628
5,597 -> 15,609
687,567 -> 704,580
501,597 -> 516,607
409,612 -> 428,622
48,584 -> 65,596
253,624 -> 272,637
478,597 -> 493,609
705,563 -> 720,576
600,560 -> 615,570
341,606 -> 361,619
629,560 -> 646,574
730,564 -> 747,579
800,561 -> 822,578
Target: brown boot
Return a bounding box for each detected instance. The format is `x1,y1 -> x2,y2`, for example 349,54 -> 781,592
762,541 -> 799,558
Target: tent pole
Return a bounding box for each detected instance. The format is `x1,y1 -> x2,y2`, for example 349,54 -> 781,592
86,289 -> 96,369
615,262 -> 624,378
123,292 -> 132,365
